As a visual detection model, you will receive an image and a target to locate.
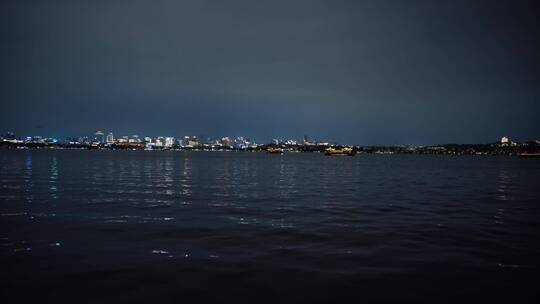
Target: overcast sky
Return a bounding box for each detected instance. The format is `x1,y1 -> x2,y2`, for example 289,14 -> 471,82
1,0 -> 539,145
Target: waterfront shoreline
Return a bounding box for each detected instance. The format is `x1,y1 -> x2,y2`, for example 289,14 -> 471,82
1,144 -> 539,157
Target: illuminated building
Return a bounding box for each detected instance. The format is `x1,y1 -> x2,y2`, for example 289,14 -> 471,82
130,135 -> 141,143
95,131 -> 104,143
106,133 -> 114,143
155,137 -> 164,147
183,136 -> 199,147
165,137 -> 175,148
220,137 -> 230,146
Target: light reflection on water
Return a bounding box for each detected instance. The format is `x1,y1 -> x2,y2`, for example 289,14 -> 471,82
50,156 -> 58,200
496,167 -> 512,202
24,152 -> 33,204
0,150 -> 539,285
180,156 -> 191,203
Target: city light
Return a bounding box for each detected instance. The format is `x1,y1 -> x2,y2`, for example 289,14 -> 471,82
1,131 -> 539,156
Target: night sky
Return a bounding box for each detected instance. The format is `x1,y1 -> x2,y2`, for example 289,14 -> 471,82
1,0 -> 539,145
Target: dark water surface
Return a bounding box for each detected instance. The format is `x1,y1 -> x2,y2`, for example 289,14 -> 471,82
1,150 -> 539,303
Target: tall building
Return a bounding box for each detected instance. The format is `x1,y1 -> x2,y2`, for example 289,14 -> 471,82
106,133 -> 114,143
165,137 -> 175,148
95,131 -> 105,143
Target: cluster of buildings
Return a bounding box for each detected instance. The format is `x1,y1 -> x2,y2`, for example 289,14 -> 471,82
2,131 -> 539,155
64,132 -> 333,151
1,131 -> 329,151
0,132 -> 59,145
92,132 -> 257,150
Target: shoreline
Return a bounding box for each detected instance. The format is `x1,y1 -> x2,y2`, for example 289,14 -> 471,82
1,145 -> 538,157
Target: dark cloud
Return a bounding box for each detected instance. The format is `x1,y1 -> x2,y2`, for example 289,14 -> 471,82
1,0 -> 539,144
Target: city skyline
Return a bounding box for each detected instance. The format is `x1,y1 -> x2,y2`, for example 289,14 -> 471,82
2,126 -> 540,147
2,129 -> 538,148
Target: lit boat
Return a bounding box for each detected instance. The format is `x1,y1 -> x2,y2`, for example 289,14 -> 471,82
267,147 -> 284,154
325,147 -> 356,156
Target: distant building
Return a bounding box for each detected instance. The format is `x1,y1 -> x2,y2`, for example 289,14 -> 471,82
106,133 -> 114,143
501,136 -> 509,144
233,136 -> 250,149
155,137 -> 164,147
285,139 -> 297,145
95,131 -> 105,143
183,136 -> 199,147
316,141 -> 329,146
220,137 -> 230,146
165,137 -> 175,148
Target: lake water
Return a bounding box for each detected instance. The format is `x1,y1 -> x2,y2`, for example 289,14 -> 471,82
1,150 -> 539,303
